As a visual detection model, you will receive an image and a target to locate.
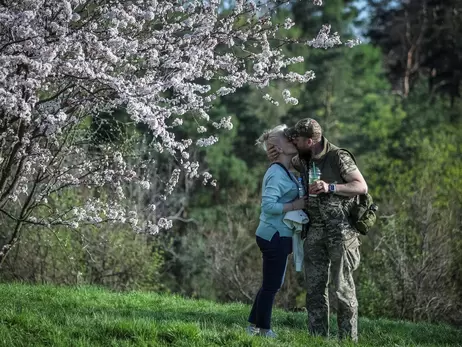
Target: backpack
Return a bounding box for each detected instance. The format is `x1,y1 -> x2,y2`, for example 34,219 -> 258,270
329,149 -> 378,235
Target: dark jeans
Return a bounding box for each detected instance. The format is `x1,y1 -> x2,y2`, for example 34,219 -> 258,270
248,232 -> 292,329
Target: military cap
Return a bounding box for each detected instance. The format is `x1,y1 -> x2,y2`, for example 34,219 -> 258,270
284,118 -> 322,141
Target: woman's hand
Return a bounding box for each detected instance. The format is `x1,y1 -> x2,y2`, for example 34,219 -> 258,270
283,197 -> 307,212
292,196 -> 307,210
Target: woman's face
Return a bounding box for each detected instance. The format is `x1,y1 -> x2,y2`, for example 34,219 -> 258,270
279,134 -> 298,155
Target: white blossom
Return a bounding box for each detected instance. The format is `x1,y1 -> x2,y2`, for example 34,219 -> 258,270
171,118 -> 183,127
286,97 -> 299,105
0,0 -> 343,239
212,117 -> 233,130
307,25 -> 342,49
345,38 -> 362,48
139,180 -> 151,190
198,109 -> 210,121
202,171 -> 213,185
282,89 -> 298,105
146,221 -> 159,235
197,136 -> 219,147
165,169 -> 181,195
263,93 -> 280,106
157,217 -> 173,230
284,18 -> 295,30
197,126 -> 207,133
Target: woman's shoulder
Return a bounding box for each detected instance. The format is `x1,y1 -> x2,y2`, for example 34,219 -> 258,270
264,163 -> 285,177
264,164 -> 295,183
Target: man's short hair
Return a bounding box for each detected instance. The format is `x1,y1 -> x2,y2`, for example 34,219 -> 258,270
284,118 -> 322,142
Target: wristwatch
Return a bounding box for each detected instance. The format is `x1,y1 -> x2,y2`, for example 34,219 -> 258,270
328,183 -> 337,193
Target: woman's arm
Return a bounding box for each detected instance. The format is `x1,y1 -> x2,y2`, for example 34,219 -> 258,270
261,170 -> 297,214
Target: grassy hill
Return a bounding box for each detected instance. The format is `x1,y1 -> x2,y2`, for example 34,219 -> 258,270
0,284 -> 460,347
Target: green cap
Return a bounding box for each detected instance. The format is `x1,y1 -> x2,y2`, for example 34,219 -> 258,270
284,118 -> 322,140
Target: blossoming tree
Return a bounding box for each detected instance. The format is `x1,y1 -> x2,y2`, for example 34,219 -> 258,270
0,0 -> 357,265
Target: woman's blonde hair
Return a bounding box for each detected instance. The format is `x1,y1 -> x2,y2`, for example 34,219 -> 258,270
256,124 -> 288,151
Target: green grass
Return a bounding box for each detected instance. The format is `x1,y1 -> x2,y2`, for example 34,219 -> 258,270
0,284 -> 460,347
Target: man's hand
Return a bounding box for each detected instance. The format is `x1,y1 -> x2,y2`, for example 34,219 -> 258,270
309,180 -> 328,195
266,144 -> 279,162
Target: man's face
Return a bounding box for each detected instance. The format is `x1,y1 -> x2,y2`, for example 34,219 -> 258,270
291,136 -> 313,155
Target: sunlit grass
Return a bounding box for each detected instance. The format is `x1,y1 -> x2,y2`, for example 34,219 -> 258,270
0,283 -> 460,346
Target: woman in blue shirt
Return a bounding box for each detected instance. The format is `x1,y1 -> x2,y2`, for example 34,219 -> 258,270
247,125 -> 307,338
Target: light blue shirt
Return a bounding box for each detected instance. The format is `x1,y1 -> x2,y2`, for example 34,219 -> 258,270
256,164 -> 299,241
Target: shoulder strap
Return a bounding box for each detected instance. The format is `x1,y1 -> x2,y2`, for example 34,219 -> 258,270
340,148 -> 357,164
270,162 -> 298,185
326,148 -> 357,184
328,148 -> 365,203
329,148 -> 357,164
327,148 -> 357,168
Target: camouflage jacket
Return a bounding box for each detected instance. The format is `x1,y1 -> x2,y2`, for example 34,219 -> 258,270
293,137 -> 358,239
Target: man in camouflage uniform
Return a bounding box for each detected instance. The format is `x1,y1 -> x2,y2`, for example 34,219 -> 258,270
285,118 -> 368,342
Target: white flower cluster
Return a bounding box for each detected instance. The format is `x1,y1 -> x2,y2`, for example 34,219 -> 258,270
306,24 -> 361,50
263,93 -> 280,106
171,118 -> 184,127
197,126 -> 207,134
212,117 -> 233,130
282,89 -> 299,105
157,217 -> 173,230
281,56 -> 305,67
285,71 -> 316,83
196,136 -> 219,147
307,25 -> 342,49
165,168 -> 181,196
145,221 -> 160,235
198,109 -> 210,121
139,180 -> 151,190
345,38 -> 362,48
71,199 -> 128,224
284,18 -> 295,30
202,172 -> 212,185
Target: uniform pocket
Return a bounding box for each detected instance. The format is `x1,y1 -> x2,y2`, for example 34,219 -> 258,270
344,237 -> 361,271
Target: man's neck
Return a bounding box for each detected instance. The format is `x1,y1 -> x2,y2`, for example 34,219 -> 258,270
309,137 -> 327,160
312,140 -> 324,156
299,138 -> 326,161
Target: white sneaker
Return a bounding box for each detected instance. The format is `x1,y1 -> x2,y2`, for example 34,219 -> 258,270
245,326 -> 260,336
259,329 -> 278,338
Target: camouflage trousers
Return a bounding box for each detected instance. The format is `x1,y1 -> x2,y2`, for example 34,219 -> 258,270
303,229 -> 361,342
